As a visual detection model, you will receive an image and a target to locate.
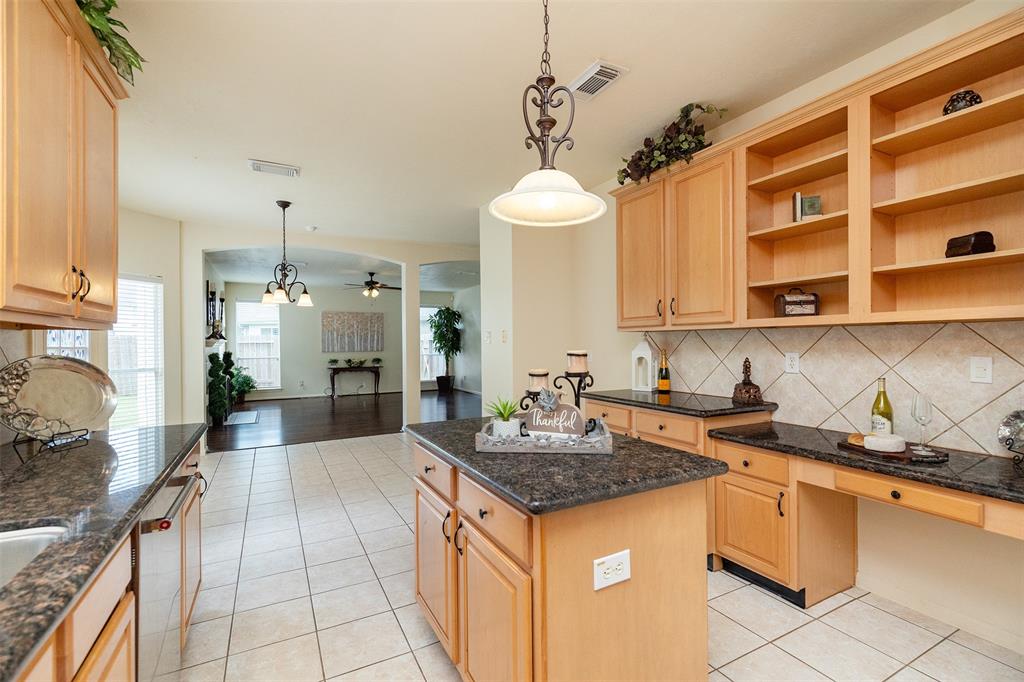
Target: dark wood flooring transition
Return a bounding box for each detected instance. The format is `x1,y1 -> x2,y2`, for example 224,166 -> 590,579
206,390 -> 482,451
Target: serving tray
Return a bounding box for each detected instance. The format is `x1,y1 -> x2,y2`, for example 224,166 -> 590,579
475,419 -> 613,455
837,440 -> 949,464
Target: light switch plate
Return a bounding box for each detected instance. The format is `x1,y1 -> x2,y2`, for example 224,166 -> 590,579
970,356 -> 993,384
784,352 -> 800,373
593,549 -> 630,591
483,330 -> 492,344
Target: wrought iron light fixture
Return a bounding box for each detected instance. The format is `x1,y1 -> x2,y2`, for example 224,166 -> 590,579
262,200 -> 313,307
489,0 -> 606,227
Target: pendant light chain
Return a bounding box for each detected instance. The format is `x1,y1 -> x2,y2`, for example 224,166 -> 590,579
540,0 -> 551,76
280,202 -> 288,264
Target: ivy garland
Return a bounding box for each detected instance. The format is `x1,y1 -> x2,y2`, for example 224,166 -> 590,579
617,103 -> 725,185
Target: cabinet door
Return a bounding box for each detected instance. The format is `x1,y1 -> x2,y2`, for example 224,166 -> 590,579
415,478 -> 457,658
457,520 -> 532,682
73,590 -> 136,682
75,54 -> 118,323
666,152 -> 733,325
180,482 -> 202,647
616,181 -> 665,328
1,0 -> 77,317
715,473 -> 789,584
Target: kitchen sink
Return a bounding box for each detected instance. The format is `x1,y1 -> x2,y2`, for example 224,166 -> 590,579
0,526 -> 68,587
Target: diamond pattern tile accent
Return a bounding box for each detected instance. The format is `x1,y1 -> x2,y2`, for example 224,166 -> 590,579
841,370 -> 953,443
848,324 -> 942,366
801,327 -> 886,409
762,326 -> 828,355
725,331 -> 785,390
764,374 -> 835,427
669,332 -> 719,392
959,383 -> 1024,456
698,364 -> 741,397
967,321 -> 1024,360
698,329 -> 748,360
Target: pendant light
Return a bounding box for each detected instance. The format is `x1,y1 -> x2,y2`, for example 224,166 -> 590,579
489,0 -> 606,227
262,200 -> 313,307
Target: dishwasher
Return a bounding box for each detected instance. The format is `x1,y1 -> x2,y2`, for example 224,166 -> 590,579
137,471 -> 202,682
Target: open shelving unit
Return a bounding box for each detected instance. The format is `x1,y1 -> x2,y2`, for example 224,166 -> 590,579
745,107 -> 851,323
868,32 -> 1024,317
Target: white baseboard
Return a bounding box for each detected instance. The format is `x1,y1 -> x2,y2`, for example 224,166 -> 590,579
244,390 -> 401,402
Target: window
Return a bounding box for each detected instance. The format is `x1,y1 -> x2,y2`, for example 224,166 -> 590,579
236,301 -> 281,389
420,306 -> 445,381
108,276 -> 164,429
46,329 -> 89,360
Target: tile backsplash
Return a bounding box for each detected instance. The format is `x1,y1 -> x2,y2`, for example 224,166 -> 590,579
0,329 -> 31,445
648,322 -> 1024,457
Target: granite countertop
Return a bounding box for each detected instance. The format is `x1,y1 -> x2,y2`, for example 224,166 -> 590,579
0,423 -> 207,682
708,421 -> 1024,505
585,389 -> 777,418
405,417 -> 727,514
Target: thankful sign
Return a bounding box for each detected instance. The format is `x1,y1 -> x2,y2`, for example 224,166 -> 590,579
525,403 -> 585,437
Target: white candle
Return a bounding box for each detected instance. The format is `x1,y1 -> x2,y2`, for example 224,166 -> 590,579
567,351 -> 589,373
528,369 -> 550,392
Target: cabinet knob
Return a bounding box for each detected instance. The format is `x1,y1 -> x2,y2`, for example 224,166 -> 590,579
741,459 -> 750,468
890,490 -> 901,500
478,508 -> 489,520
423,465 -> 435,474
601,412 -> 608,418
658,424 -> 665,431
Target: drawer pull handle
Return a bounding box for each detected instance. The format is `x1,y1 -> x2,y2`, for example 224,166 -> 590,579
454,520 -> 465,556
441,510 -> 451,543
890,490 -> 901,500
478,508 -> 489,520
741,459 -> 750,468
670,297 -> 677,316
423,465 -> 436,474
656,299 -> 663,317
658,424 -> 665,431
777,491 -> 785,517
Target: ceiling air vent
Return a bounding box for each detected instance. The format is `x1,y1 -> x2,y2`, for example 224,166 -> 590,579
567,61 -> 628,102
248,159 -> 301,178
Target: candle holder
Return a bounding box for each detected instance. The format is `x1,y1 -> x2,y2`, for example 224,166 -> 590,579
519,390 -> 540,411
553,370 -> 593,409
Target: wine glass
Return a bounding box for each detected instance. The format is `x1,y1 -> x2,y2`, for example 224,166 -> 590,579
911,393 -> 933,453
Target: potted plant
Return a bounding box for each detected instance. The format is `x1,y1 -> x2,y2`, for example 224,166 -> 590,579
428,306 -> 462,394
328,358 -> 339,366
207,353 -> 228,427
231,368 -> 257,404
371,357 -> 383,366
486,397 -> 521,439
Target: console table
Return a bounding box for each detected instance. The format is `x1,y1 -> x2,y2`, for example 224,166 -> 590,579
328,366 -> 381,398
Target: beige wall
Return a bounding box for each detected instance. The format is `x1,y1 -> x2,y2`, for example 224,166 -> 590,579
452,285 -> 481,394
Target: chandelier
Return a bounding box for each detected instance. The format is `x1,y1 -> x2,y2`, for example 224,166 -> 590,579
261,200 -> 313,307
488,0 -> 606,227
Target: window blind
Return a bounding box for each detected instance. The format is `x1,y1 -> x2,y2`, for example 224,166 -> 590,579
108,276 -> 164,429
236,300 -> 281,389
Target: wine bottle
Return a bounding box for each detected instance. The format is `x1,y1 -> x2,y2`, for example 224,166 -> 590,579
657,350 -> 671,395
870,378 -> 893,435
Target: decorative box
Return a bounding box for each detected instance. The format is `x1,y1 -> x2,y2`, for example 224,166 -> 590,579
945,231 -> 995,258
773,288 -> 820,317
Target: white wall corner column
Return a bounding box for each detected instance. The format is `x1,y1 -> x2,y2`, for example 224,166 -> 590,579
402,262 -> 422,426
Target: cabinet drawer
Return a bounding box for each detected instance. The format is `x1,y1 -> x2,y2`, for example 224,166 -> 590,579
715,442 -> 789,486
456,474 -> 531,566
68,536 -> 132,673
835,469 -> 984,527
18,635 -> 55,682
586,401 -> 631,434
635,410 -> 699,449
414,443 -> 455,501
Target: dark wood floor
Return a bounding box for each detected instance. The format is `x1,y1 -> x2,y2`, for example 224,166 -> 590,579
206,390 -> 482,451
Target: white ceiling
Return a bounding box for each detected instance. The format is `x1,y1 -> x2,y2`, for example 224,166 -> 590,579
420,261 -> 481,292
117,0 -> 965,245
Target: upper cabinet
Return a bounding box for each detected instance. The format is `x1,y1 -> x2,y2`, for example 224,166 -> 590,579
614,11 -> 1024,330
1,0 -> 128,330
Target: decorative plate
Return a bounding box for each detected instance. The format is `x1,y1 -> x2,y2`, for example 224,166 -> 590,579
0,355 -> 117,441
997,410 -> 1024,450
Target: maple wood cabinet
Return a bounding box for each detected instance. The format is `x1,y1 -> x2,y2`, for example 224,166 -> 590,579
415,477 -> 458,659
1,0 -> 127,330
180,482 -> 203,647
715,472 -> 790,584
72,591 -> 135,682
615,181 -> 665,328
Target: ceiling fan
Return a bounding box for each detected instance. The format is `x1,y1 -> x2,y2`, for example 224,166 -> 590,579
344,272 -> 401,298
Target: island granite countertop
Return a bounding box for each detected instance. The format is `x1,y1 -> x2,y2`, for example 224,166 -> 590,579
0,423 -> 207,682
708,421 -> 1024,505
584,389 -> 777,418
405,417 -> 727,514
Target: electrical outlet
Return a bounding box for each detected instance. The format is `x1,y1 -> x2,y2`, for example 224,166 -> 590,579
593,549 -> 630,591
785,352 -> 800,373
298,380 -> 305,390
501,329 -> 509,343
970,356 -> 993,384
484,331 -> 492,344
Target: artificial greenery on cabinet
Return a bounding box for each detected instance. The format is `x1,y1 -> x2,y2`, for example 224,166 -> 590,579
76,0 -> 145,85
617,103 -> 725,185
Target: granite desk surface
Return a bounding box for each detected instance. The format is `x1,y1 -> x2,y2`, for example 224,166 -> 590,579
584,389 -> 777,418
405,417 -> 727,515
708,421 -> 1024,505
0,423 -> 207,682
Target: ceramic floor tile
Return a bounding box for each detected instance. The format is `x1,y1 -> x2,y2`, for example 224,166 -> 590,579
200,559 -> 239,589
202,522 -> 244,546
775,621 -> 903,682
313,580 -> 392,629
345,498 -> 397,519
860,593 -> 958,637
394,603 -> 439,649
202,495 -> 249,513
190,584 -> 236,624
295,494 -> 345,513
913,640 -> 1024,682
707,607 -> 765,669
304,535 -> 366,566
201,508 -> 247,528
247,500 -> 296,519
379,570 -> 416,609
412,643 -> 460,682
368,545 -> 415,578
719,644 -> 829,681
238,545 -> 306,581
888,667 -> 940,682
228,596 -> 316,655
844,585 -> 868,598
318,611 -> 411,678
707,570 -> 744,599
301,519 -> 358,544
241,528 -> 302,556
153,658 -> 227,682
225,632 -> 323,682
802,591 -> 854,619
244,513 -> 299,538
200,538 -> 243,565
333,652 -> 424,681
358,526 -> 414,554
234,568 -> 310,612
307,555 -> 378,594
250,478 -> 293,494
949,630 -> 1024,672
248,489 -> 294,506
180,617 -> 232,668
821,599 -> 942,663
708,672 -> 730,682
709,586 -> 812,640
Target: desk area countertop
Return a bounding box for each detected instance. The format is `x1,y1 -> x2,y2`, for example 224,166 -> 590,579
585,389 -> 777,418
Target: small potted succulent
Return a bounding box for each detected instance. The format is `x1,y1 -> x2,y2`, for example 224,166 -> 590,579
486,397 -> 521,439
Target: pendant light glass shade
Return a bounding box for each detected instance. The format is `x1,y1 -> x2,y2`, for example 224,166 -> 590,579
296,287 -> 313,307
272,286 -> 290,304
261,286 -> 276,305
489,169 -> 606,227
370,288 -> 380,298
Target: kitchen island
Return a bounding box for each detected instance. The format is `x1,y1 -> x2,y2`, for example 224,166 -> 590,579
405,417 -> 728,681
